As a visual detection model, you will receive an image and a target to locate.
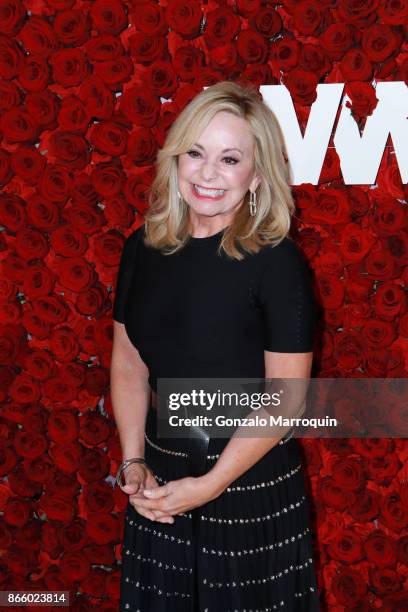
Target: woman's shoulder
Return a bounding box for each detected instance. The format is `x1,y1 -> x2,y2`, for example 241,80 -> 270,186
123,223 -> 146,250
258,235 -> 304,264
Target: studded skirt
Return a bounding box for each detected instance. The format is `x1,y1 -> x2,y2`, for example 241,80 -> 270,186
120,407 -> 320,612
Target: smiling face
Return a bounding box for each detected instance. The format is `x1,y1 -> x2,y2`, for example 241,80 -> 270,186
177,111 -> 261,230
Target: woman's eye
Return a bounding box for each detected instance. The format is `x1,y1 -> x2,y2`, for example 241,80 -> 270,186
223,157 -> 238,165
187,150 -> 200,158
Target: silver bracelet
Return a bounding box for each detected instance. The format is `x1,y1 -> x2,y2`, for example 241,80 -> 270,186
115,457 -> 149,492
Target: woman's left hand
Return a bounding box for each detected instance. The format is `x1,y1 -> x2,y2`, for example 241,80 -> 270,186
132,475 -> 222,519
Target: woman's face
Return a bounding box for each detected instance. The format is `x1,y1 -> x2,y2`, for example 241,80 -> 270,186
177,111 -> 261,224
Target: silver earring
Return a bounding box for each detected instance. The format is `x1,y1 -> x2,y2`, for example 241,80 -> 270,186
249,190 -> 257,216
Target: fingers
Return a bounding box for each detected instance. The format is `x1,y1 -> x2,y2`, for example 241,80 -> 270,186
131,503 -> 174,524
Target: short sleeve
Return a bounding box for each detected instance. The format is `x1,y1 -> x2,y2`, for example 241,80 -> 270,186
259,238 -> 317,352
112,228 -> 142,323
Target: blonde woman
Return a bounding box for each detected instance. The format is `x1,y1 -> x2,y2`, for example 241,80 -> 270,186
111,81 -> 320,611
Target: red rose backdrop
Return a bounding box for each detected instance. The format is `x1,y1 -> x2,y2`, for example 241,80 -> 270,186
0,0 -> 407,609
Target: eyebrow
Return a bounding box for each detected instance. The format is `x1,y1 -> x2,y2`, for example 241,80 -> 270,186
193,143 -> 243,154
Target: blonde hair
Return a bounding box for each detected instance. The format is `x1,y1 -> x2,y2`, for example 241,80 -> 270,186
144,80 -> 295,260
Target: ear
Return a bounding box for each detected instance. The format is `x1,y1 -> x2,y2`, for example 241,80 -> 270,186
249,173 -> 261,193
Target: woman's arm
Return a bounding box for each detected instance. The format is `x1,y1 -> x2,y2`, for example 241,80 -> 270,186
201,350 -> 313,495
110,321 -> 151,460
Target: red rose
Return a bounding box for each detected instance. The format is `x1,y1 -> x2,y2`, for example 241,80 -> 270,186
396,534 -> 408,565
380,489 -> 407,533
84,366 -> 109,396
0,0 -> 26,36
25,90 -> 60,130
123,174 -> 151,214
251,7 -> 282,38
173,46 -> 205,82
367,453 -> 402,487
54,9 -> 91,46
85,513 -> 120,544
22,263 -> 55,297
79,75 -> 114,120
31,295 -> 69,325
374,282 -> 406,319
208,44 -> 238,72
334,331 -> 367,369
283,69 -> 318,105
299,44 -> 332,79
85,34 -> 125,61
79,448 -> 110,482
204,7 -> 241,48
63,202 -> 105,235
336,0 -> 379,26
90,0 -> 128,35
10,373 -> 41,404
270,38 -> 300,71
24,195 -> 58,233
0,78 -> 22,112
307,188 -> 351,226
240,64 -> 274,88
317,476 -> 352,511
292,1 -> 322,35
47,410 -> 79,443
80,567 -> 107,598
126,128 -> 158,166
82,481 -> 114,513
90,121 -> 127,156
50,49 -> 89,87
24,349 -> 55,380
320,24 -> 353,60
370,568 -> 403,595
54,258 -> 96,292
128,32 -> 166,64
50,226 -> 88,258
0,149 -> 12,186
236,0 -> 260,17
339,223 -> 376,263
319,148 -> 342,184
365,246 -> 398,280
378,156 -> 405,199
364,530 -> 398,568
350,488 -> 381,522
327,528 -> 365,564
0,108 -> 38,144
353,438 -> 393,459
23,455 -> 55,483
83,544 -> 115,565
60,551 -> 91,580
59,362 -> 86,389
93,230 -> 125,269
41,522 -> 63,558
120,86 -> 161,127
22,311 -> 51,340
80,413 -> 110,446
363,319 -> 397,347
49,132 -> 90,170
345,82 -> 378,119
94,55 -> 134,89
370,195 -> 406,235
91,161 -> 126,198
145,60 -> 177,97
71,174 -> 99,206
362,24 -> 401,63
22,404 -> 48,434
236,29 -> 268,64
165,0 -> 202,37
3,497 -> 31,527
0,35 -> 24,79
331,457 -> 366,491
58,518 -> 87,551
99,195 -> 133,227
18,16 -> 58,58
0,440 -> 17,477
49,442 -> 83,473
18,55 -> 50,92
14,228 -> 48,261
0,193 -> 27,232
8,462 -> 43,497
378,0 -> 408,25
331,567 -> 367,607
39,164 -> 72,203
14,430 -> 48,459
11,146 -> 46,186
340,49 -> 373,81
315,274 -> 345,309
132,2 -> 167,35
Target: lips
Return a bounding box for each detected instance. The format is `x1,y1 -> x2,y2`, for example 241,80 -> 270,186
191,183 -> 226,200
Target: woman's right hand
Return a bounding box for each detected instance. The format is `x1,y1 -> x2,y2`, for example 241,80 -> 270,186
121,463 -> 175,524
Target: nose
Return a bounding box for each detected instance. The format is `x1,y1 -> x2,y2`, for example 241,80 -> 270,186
200,159 -> 218,183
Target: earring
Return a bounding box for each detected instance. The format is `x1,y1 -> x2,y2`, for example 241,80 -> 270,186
249,190 -> 257,216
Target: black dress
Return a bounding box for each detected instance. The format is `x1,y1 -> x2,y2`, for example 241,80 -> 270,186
113,225 -> 320,612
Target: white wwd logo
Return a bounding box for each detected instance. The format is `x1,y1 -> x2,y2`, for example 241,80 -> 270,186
260,82 -> 408,186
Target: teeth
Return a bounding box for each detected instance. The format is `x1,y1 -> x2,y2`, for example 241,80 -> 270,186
194,184 -> 225,197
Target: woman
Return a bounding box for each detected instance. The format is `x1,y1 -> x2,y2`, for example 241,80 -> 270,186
111,81 -> 320,611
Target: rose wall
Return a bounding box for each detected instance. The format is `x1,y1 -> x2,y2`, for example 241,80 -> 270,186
0,0 -> 407,609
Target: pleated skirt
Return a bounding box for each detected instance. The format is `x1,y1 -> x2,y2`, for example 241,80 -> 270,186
120,407 -> 320,611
